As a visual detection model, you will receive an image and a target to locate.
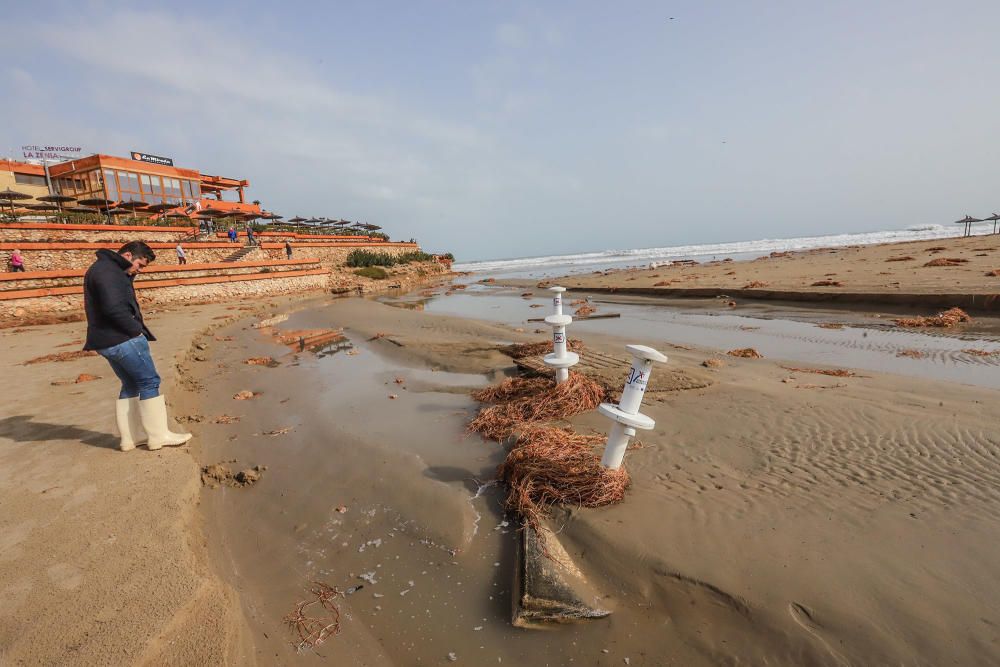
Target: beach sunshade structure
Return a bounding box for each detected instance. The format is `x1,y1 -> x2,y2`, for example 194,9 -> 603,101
37,193 -> 76,213
64,206 -> 99,214
288,216 -> 307,223
982,212 -> 1000,234
164,211 -> 191,219
146,202 -> 178,213
954,215 -> 983,237
24,203 -> 59,211
37,194 -> 76,204
77,197 -> 114,208
0,187 -> 33,219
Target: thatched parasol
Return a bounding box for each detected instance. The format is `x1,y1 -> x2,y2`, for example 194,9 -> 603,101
981,212 -> 1000,235
955,215 -> 983,237
0,188 -> 32,219
37,193 -> 76,213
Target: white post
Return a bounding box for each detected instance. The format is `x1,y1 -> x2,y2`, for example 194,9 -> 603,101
599,345 -> 668,469
551,285 -> 565,316
543,286 -> 578,384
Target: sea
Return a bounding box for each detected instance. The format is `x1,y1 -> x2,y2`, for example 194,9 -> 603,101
453,224 -> 973,279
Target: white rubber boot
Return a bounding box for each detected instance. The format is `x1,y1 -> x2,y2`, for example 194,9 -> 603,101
138,395 -> 192,450
115,397 -> 148,452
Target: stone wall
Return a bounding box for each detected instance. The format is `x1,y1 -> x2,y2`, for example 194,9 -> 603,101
0,271 -> 329,321
11,246 -> 240,271
0,225 -> 195,243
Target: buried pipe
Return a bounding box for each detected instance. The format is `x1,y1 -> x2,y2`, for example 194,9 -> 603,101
543,286 -> 579,384
599,344 -> 668,469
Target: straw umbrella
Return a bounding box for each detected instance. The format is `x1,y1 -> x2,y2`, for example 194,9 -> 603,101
981,213 -> 1000,235
77,197 -> 115,223
37,193 -> 76,214
118,199 -> 150,221
0,188 -> 32,220
954,215 -> 982,237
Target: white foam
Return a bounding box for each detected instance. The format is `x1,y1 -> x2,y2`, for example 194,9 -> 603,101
454,226 -> 981,276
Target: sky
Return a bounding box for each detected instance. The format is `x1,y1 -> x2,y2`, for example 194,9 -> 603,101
2,1 -> 999,261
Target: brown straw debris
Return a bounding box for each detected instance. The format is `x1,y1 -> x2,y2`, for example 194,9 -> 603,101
23,350 -> 97,365
283,582 -> 343,653
923,258 -> 968,267
244,356 -> 277,366
727,348 -> 763,359
499,339 -> 584,359
781,366 -> 859,377
893,307 -> 971,328
743,281 -> 768,288
986,269 -> 1000,277
962,348 -> 1000,357
810,280 -> 843,287
471,376 -> 554,403
575,304 -> 597,317
897,349 -> 925,358
496,425 -> 629,533
885,255 -> 915,262
469,372 -> 606,441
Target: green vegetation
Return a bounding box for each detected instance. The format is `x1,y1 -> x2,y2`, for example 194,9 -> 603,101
345,249 -> 434,267
353,266 -> 389,279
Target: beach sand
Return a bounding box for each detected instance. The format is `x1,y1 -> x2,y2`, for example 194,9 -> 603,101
553,232 -> 1000,309
3,234 -> 1000,665
0,303 -> 258,665
186,284 -> 1000,665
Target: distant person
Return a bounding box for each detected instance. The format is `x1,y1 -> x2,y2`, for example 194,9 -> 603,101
228,227 -> 238,243
10,249 -> 25,272
176,242 -> 187,265
285,240 -> 293,259
83,241 -> 192,451
246,228 -> 256,246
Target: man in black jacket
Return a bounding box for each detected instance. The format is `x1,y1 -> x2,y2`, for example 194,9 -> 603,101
84,241 -> 191,451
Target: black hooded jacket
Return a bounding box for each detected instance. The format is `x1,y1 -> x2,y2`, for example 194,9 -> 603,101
83,249 -> 155,351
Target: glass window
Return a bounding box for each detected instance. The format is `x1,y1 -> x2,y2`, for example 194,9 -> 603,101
189,180 -> 200,200
122,172 -> 140,193
13,173 -> 47,187
104,169 -> 118,200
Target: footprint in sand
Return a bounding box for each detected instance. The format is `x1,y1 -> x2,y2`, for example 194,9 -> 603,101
788,602 -> 850,666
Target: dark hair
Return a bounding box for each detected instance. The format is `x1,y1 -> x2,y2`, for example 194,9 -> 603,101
118,241 -> 156,263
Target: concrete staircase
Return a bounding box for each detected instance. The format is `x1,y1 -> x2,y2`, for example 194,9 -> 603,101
222,245 -> 256,262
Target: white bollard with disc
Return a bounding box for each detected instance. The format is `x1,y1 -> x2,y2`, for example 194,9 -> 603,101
599,344 -> 668,469
543,286 -> 579,384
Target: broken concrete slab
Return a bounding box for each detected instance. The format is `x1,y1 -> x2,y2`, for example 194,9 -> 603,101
512,520 -> 611,627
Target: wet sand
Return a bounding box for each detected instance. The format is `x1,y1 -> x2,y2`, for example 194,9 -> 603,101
188,290 -> 1000,665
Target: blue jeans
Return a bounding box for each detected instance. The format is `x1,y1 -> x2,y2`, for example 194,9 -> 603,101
97,335 -> 161,400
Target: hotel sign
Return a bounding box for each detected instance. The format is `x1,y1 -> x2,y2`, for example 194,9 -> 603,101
21,145 -> 83,161
131,151 -> 173,167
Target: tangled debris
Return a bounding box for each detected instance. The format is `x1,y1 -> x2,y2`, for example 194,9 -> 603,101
923,258 -> 968,267
742,281 -> 768,288
472,376 -> 554,403
962,348 -> 1000,356
702,358 -> 725,369
897,349 -> 926,359
811,280 -> 843,287
781,366 -> 860,377
244,356 -> 278,366
23,350 -> 97,365
283,582 -> 344,653
893,307 -> 971,328
233,390 -> 260,400
987,269 -> 1000,277
886,255 -> 915,262
574,304 -> 598,317
201,463 -> 267,488
469,372 -> 605,441
817,323 -> 845,329
727,348 -> 763,359
214,414 -> 240,424
500,339 -> 585,359
50,373 -> 102,386
496,425 -> 629,533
